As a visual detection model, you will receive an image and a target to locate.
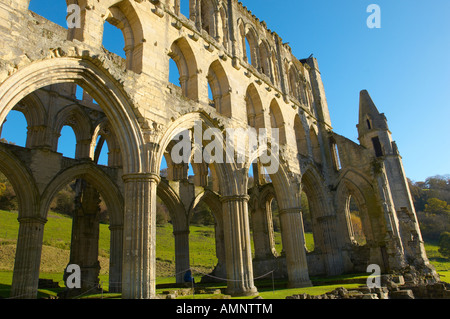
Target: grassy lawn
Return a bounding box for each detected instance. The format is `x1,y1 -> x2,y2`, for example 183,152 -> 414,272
0,209 -> 449,299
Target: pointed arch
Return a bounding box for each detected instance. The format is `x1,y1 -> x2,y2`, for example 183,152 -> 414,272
169,37 -> 199,101
104,0 -> 144,73
294,114 -> 308,156
207,60 -> 232,117
0,57 -> 145,173
245,83 -> 265,129
259,40 -> 273,80
269,99 -> 286,145
309,126 -> 322,164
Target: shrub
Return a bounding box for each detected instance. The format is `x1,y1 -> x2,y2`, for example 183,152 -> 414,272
439,232 -> 450,258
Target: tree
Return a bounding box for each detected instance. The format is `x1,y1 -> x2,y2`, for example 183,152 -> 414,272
425,198 -> 450,215
439,232 -> 450,258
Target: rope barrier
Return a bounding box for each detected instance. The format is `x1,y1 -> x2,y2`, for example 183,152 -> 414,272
2,267 -> 277,298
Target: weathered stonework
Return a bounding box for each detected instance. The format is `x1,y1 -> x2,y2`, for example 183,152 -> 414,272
0,0 -> 440,299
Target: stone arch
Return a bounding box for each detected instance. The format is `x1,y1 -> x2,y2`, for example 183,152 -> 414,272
39,163 -> 123,225
188,188 -> 225,278
54,104 -> 93,158
91,118 -> 122,167
207,60 -> 232,118
200,0 -> 218,37
157,180 -> 188,231
302,166 -> 344,275
156,111 -> 235,196
269,99 -> 287,145
245,83 -> 265,129
105,0 -> 145,73
0,145 -> 39,220
0,57 -> 145,174
6,92 -> 47,149
335,169 -> 377,245
288,64 -> 301,102
309,125 -> 322,164
259,40 -> 272,80
294,114 -> 308,157
243,25 -> 259,68
169,37 -> 199,101
218,4 -> 229,49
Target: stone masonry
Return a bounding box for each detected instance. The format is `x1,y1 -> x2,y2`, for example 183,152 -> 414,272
0,0 -> 440,299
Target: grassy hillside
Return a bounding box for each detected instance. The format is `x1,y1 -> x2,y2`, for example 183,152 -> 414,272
0,209 -> 448,299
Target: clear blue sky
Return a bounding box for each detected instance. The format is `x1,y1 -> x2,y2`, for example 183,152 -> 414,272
2,0 -> 449,181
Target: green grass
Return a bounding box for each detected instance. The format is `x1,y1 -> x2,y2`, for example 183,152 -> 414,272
1,209 -> 449,299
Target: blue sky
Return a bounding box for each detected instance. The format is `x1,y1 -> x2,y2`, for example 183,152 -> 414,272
2,0 -> 449,181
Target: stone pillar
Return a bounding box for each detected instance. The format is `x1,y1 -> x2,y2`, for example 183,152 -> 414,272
109,224 -> 123,293
64,181 -> 101,297
221,195 -> 257,296
173,230 -> 190,283
252,204 -> 277,259
10,217 -> 46,299
278,208 -> 312,288
121,173 -> 160,299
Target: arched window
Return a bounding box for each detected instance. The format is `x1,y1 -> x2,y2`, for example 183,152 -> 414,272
201,0 -> 215,36
309,127 -> 322,164
169,38 -> 199,100
57,126 -> 77,159
301,190 -> 315,252
330,137 -> 342,171
104,2 -> 144,73
207,60 -> 231,117
0,110 -> 27,148
294,115 -> 308,156
269,100 -> 286,145
347,195 -> 367,245
245,84 -> 264,130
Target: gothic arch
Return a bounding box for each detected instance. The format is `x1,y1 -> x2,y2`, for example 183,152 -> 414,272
157,180 -> 188,231
91,118 -> 122,167
0,57 -> 145,173
54,104 -> 93,158
294,114 -> 308,157
0,145 -> 39,220
269,99 -> 287,145
105,1 -> 144,73
156,111 -> 235,196
309,125 -> 322,164
245,83 -> 265,129
259,40 -> 272,80
207,60 -> 232,118
39,163 -> 124,225
169,37 -> 199,101
335,169 -> 377,244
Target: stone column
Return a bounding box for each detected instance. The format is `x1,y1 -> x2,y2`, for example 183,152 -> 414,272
121,173 -> 160,299
221,195 -> 257,296
64,181 -> 101,297
252,204 -> 277,259
173,230 -> 190,283
109,224 -> 123,293
278,208 -> 312,288
10,217 -> 46,299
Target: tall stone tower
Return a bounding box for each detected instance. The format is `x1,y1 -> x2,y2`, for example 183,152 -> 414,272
357,90 -> 434,274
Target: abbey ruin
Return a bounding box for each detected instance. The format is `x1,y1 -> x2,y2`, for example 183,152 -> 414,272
0,0 -> 440,299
